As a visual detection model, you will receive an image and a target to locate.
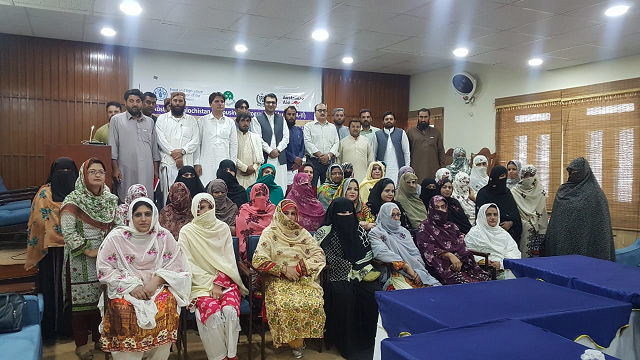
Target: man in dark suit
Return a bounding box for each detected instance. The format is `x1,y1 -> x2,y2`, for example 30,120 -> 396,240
251,93 -> 289,190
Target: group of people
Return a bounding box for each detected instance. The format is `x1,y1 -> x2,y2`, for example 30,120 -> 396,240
23,88 -> 616,360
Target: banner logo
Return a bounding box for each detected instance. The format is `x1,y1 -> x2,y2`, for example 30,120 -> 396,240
224,90 -> 235,106
154,87 -> 168,100
256,93 -> 265,107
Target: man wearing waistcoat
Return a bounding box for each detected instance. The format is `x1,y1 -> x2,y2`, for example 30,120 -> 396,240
372,111 -> 410,185
251,93 -> 289,190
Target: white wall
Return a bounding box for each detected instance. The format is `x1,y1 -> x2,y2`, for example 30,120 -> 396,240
409,54 -> 640,153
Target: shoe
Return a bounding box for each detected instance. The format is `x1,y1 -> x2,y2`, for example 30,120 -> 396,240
75,345 -> 94,360
292,342 -> 306,359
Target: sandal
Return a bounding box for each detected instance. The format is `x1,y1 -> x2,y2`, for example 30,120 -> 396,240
75,345 -> 94,360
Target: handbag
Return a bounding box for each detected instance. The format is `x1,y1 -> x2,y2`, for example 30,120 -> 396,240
0,293 -> 25,333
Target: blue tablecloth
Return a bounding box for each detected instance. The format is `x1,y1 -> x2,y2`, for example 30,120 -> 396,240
381,319 -> 620,360
504,255 -> 640,308
376,277 -> 631,346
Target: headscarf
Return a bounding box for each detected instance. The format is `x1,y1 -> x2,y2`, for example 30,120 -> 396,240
317,164 -> 343,210
545,158 -> 615,261
116,184 -> 148,226
61,158 -> 118,231
397,166 -> 415,186
419,178 -> 439,209
47,157 -> 78,202
285,172 -> 325,232
394,172 -> 427,229
334,178 -> 376,224
446,147 -> 471,178
470,155 -> 489,192
360,161 -> 386,203
464,203 -> 521,268
435,168 -> 451,182
418,195 -> 465,253
158,182 -> 194,240
438,178 -> 472,234
510,165 -> 548,257
246,163 -> 284,206
206,179 -> 238,226
475,165 -> 522,244
506,160 -> 522,190
236,183 -> 276,260
321,197 -> 370,271
174,166 -> 205,199
341,162 -> 354,179
452,172 -> 476,225
216,160 -> 248,208
178,193 -> 248,299
367,178 -> 395,216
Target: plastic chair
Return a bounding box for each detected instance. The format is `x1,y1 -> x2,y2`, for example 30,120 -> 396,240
615,238 -> 640,267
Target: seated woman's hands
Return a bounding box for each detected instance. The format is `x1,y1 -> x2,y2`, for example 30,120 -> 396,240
499,221 -> 513,231
130,285 -> 149,300
210,284 -> 224,300
403,263 -> 422,286
446,253 -> 462,272
360,221 -> 375,231
489,261 -> 501,270
281,265 -> 299,281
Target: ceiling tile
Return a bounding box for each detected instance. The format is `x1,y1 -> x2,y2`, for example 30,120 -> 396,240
163,3 -> 243,29
509,0 -> 607,14
27,7 -> 85,22
228,14 -> 305,38
466,49 -> 529,64
505,38 -> 581,54
548,44 -> 614,60
15,0 -> 92,14
563,2 -> 640,22
459,5 -> 555,30
337,30 -> 410,50
593,32 -> 640,51
247,0 -> 333,23
374,14 -> 429,37
321,4 -> 396,30
344,0 -> 427,14
550,24 -> 606,45
308,43 -> 381,61
93,0 -> 172,21
282,22 -> 359,43
130,19 -> 188,42
167,0 -> 263,14
409,0 -> 506,24
180,28 -> 237,44
470,31 -> 545,49
509,15 -> 602,37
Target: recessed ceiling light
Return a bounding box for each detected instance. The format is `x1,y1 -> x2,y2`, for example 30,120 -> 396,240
528,58 -> 543,66
605,5 -> 630,17
453,47 -> 469,58
235,44 -> 248,53
342,57 -> 354,64
101,27 -> 116,37
312,29 -> 329,41
120,1 -> 143,16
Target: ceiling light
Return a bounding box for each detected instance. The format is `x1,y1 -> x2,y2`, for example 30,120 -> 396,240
528,58 -> 543,66
120,1 -> 143,16
342,57 -> 353,64
101,27 -> 116,37
453,47 -> 469,58
605,5 -> 629,17
235,44 -> 248,53
312,29 -> 329,41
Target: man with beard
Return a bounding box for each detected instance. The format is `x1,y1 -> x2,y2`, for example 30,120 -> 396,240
236,110 -> 264,187
284,106 -> 305,187
359,108 -> 380,143
109,89 -> 161,202
303,103 -> 339,185
372,111 -> 410,185
406,107 -> 445,180
142,91 -> 158,122
333,107 -> 349,140
155,91 -> 200,205
93,101 -> 121,144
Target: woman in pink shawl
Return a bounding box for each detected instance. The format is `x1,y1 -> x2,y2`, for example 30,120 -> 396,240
116,184 -> 148,225
235,183 -> 276,261
415,195 -> 490,285
285,173 -> 325,232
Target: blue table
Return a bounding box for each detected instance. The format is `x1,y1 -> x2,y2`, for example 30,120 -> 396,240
381,319 -> 620,360
504,255 -> 640,307
376,277 -> 631,346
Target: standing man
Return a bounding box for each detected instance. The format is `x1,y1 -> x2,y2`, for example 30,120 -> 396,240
251,93 -> 289,190
195,91 -> 239,186
338,119 -> 374,180
372,111 -> 410,185
285,106 -> 305,187
359,108 -> 380,143
236,110 -> 263,188
303,103 -> 339,186
333,107 -> 349,140
109,89 -> 160,202
407,107 -> 445,181
142,92 -> 158,122
93,101 -> 121,144
155,91 -> 200,205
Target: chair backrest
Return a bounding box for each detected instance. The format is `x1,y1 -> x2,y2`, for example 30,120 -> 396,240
248,235 -> 260,262
470,147 -> 498,174
615,237 -> 640,267
444,148 -> 454,166
232,236 -> 240,262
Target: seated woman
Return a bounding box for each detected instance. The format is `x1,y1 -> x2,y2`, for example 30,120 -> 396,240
452,172 -> 476,225
116,184 -> 148,226
253,199 -> 326,358
172,165 -> 205,200
511,165 -> 548,258
506,160 -> 522,190
367,178 -> 411,230
216,160 -> 248,208
159,182 -> 193,241
435,168 -> 451,182
438,178 -> 472,234
335,178 -> 375,230
465,203 -> 521,278
285,173 -> 325,232
235,183 -> 276,261
419,178 -> 439,209
97,197 -> 191,360
416,196 -> 490,285
369,203 -> 441,290
179,193 -> 248,360
317,164 -> 344,210
395,172 -> 427,229
397,165 -> 420,195
300,163 -> 316,191
469,155 -> 489,192
359,161 -> 385,203
246,164 -> 284,206
207,179 -> 239,236
446,147 -> 471,178
315,197 -> 380,359
341,162 -> 354,179
475,165 -> 523,245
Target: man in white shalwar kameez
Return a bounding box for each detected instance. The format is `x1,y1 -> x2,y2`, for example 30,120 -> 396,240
155,92 -> 200,205
372,112 -> 410,186
195,92 -> 238,186
251,93 -> 289,190
235,110 -> 263,188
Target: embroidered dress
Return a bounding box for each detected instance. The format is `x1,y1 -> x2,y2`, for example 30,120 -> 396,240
285,172 -> 325,232
510,165 -> 548,258
235,183 -> 276,260
317,164 -> 343,210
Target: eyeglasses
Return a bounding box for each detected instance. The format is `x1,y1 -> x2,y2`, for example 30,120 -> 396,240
391,212 -> 401,218
316,109 -> 327,113
87,170 -> 106,177
264,101 -> 276,105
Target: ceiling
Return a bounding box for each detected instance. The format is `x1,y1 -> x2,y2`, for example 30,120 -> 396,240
0,0 -> 639,75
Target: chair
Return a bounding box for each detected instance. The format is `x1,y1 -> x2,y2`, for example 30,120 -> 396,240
470,148 -> 498,174
615,238 -> 640,267
0,176 -> 39,236
469,250 -> 498,280
444,148 -> 454,166
0,294 -> 44,360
